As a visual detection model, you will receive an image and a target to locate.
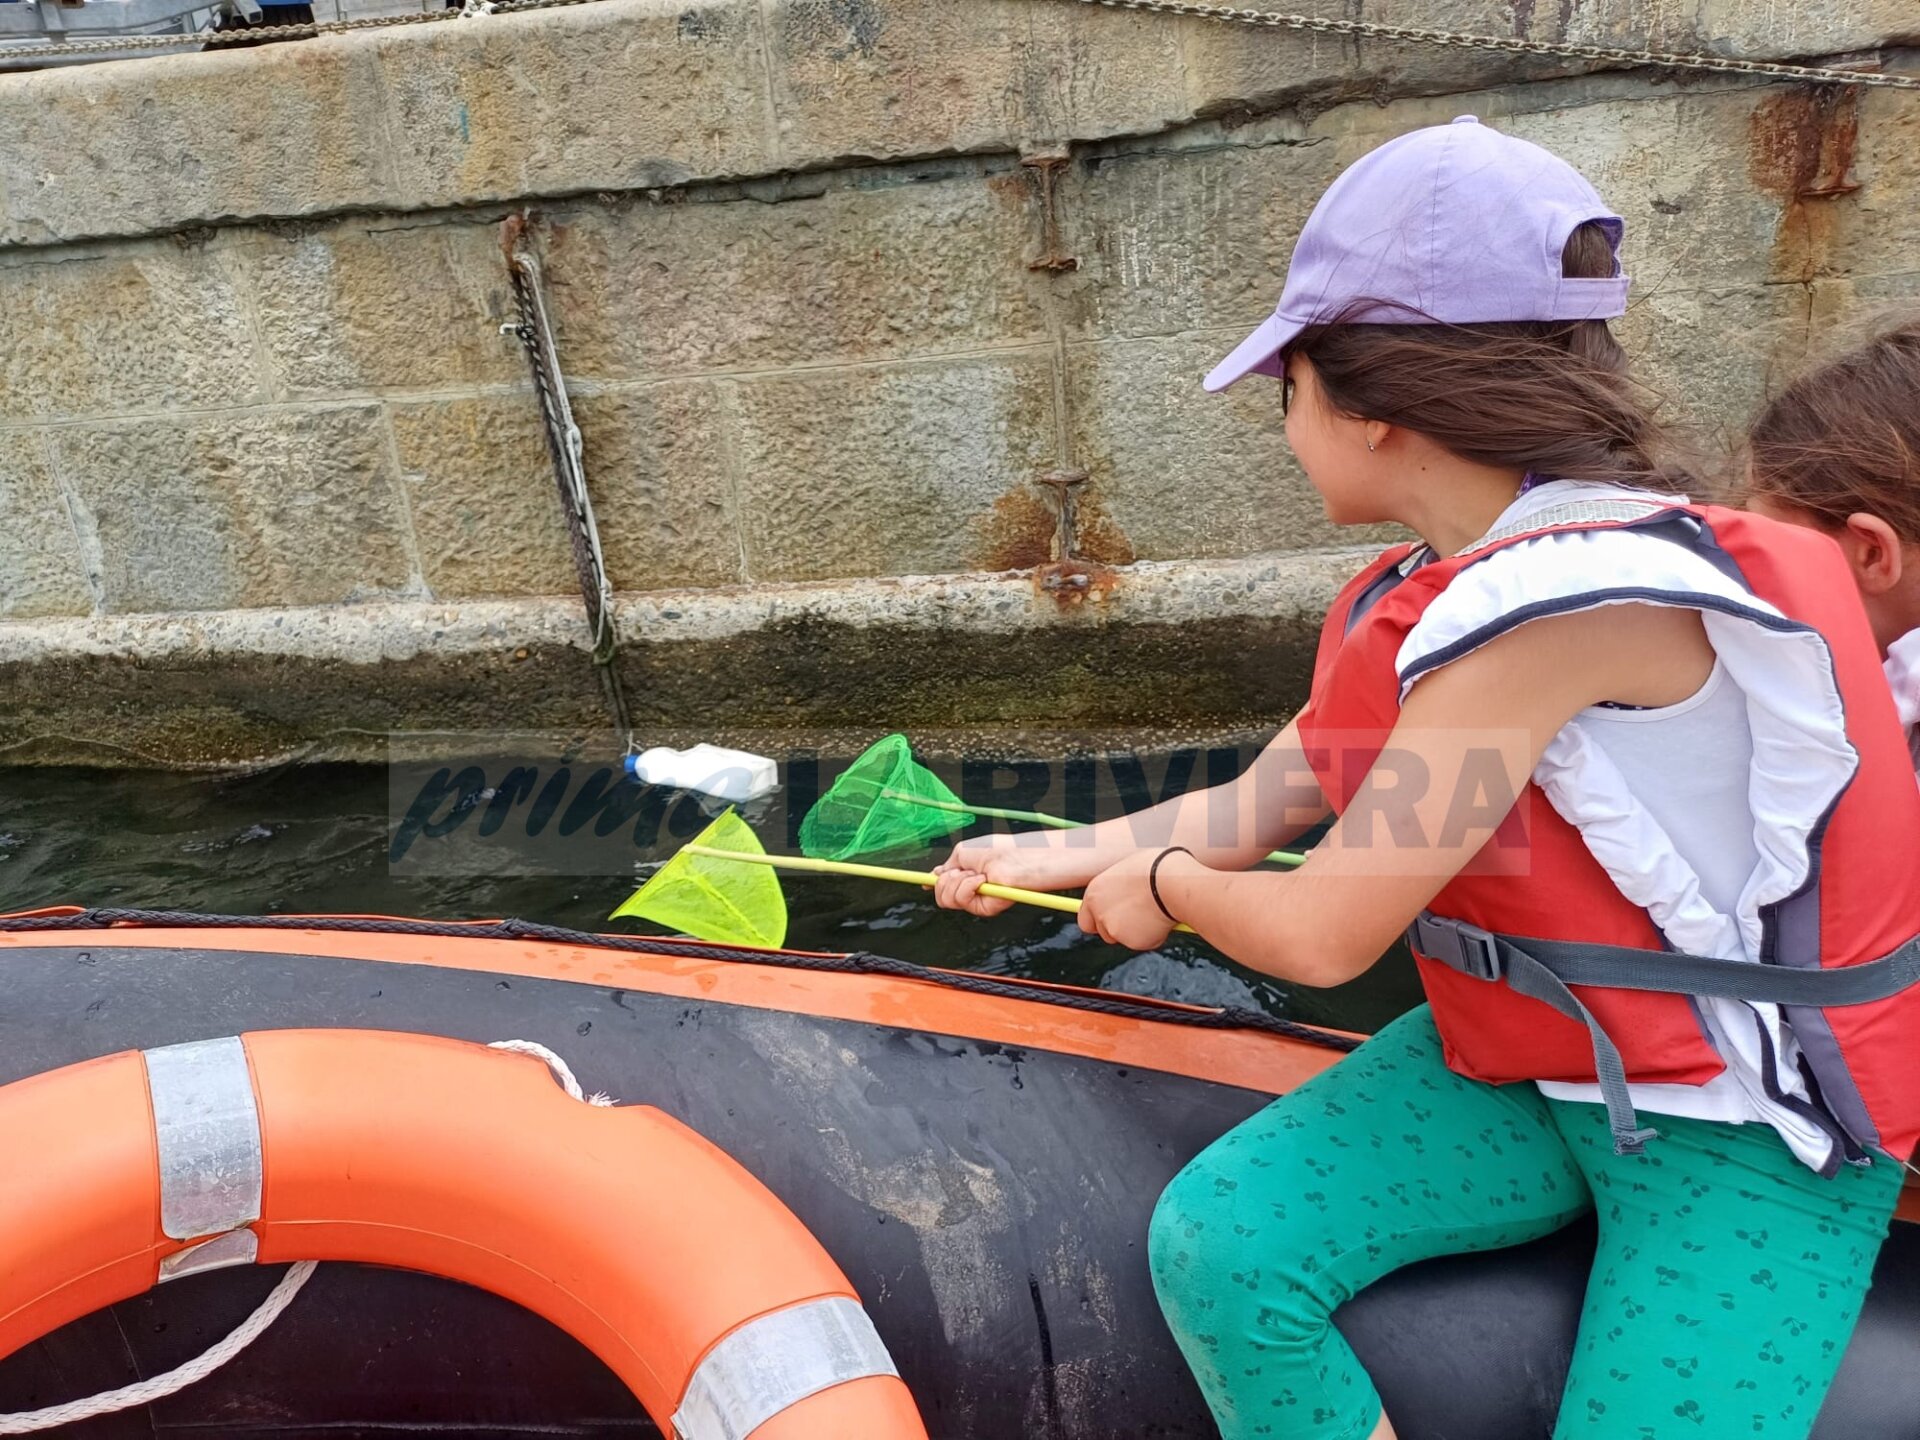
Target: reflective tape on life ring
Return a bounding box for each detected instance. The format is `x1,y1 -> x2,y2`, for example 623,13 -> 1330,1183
674,1296 -> 899,1440
144,1037 -> 264,1243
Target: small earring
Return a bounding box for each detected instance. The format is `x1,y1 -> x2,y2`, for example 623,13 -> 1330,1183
1366,437 -> 1376,452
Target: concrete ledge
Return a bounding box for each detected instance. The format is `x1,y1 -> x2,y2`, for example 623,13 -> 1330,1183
0,0 -> 1907,247
0,549 -> 1373,766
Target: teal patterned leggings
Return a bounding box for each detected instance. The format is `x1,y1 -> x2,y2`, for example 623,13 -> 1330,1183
1149,1007 -> 1902,1440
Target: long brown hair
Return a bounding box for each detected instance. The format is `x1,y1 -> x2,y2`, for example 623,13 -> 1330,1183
1745,320 -> 1920,541
1290,223 -> 1690,495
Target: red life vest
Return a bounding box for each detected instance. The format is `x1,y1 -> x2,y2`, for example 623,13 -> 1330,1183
1296,500 -> 1920,1164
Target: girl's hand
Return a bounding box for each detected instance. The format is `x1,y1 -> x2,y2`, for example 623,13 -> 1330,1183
932,835 -> 1070,918
1078,848 -> 1192,950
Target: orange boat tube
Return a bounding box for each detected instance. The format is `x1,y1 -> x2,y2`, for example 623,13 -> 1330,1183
0,1028 -> 928,1440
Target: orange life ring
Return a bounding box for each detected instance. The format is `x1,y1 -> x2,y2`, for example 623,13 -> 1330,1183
0,1028 -> 928,1439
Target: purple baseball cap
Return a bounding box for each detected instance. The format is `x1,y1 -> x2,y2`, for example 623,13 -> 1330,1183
1204,116 -> 1629,392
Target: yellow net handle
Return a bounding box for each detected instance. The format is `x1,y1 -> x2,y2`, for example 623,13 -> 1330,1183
682,846 -> 1198,935
880,789 -> 1306,867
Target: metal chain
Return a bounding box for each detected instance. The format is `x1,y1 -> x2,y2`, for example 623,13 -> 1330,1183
1036,0 -> 1920,91
501,218 -> 636,746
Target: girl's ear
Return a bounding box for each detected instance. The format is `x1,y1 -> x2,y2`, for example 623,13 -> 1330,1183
1839,512 -> 1905,595
1363,419 -> 1391,454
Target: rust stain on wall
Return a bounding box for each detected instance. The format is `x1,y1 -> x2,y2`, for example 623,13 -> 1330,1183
977,487 -> 1058,572
975,483 -> 1137,577
1748,86 -> 1860,283
1074,492 -> 1136,568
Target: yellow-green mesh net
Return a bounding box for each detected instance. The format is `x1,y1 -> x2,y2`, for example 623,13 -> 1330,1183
799,733 -> 973,861
609,809 -> 787,949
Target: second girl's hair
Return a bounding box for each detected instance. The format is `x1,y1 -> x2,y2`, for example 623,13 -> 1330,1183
1288,222 -> 1690,495
1746,320 -> 1920,541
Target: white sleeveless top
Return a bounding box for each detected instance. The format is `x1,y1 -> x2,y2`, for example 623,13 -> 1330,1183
1884,627 -> 1920,774
1398,481 -> 1859,1172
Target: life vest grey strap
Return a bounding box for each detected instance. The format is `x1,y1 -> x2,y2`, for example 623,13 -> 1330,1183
1406,914 -> 1920,1155
1405,915 -> 1656,1155
672,1296 -> 898,1440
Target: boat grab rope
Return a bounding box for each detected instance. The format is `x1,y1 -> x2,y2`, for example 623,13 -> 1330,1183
0,908 -> 1361,1053
0,1262 -> 319,1434
0,0 -> 1912,90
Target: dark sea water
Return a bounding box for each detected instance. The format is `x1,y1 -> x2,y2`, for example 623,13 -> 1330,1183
0,754 -> 1421,1035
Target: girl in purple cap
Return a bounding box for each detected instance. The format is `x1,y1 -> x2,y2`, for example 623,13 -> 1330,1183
936,118 -> 1920,1439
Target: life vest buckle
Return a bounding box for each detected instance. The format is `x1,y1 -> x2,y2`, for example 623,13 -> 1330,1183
1406,914 -> 1505,983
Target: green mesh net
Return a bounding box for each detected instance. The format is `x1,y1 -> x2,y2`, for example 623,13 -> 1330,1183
799,733 -> 973,861
609,809 -> 787,949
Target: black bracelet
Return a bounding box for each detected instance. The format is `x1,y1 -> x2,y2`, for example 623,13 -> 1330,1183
1148,846 -> 1194,923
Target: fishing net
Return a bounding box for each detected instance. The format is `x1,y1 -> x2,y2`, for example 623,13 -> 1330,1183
799,733 -> 973,861
609,809 -> 787,949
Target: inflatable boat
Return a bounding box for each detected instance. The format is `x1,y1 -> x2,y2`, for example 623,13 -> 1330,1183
0,908 -> 1912,1439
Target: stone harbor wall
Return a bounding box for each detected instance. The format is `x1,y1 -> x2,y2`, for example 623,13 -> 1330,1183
0,0 -> 1913,764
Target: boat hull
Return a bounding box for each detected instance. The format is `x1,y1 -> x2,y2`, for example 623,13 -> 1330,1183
0,926 -> 1912,1438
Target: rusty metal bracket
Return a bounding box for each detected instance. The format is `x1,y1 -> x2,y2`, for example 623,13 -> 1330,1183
1032,468 -> 1117,605
1035,468 -> 1087,560
1023,149 -> 1078,274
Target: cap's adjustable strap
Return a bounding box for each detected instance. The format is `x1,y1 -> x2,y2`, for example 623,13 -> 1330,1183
1404,913 -> 1920,1156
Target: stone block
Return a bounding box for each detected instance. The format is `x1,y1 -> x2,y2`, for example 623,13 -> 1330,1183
1477,85 -> 1785,289
1614,282 -> 1811,473
1798,80 -> 1920,284
0,41 -> 394,246
1178,0 -> 1570,121
0,246 -> 263,421
766,0 -> 1024,166
243,221 -> 523,398
1067,333 -> 1394,561
729,353 -> 1057,582
1688,0 -> 1902,57
572,382 -> 745,590
379,0 -> 775,207
767,0 -> 1186,168
543,168 -> 1048,381
0,432 -> 95,619
1803,273 -> 1920,364
1061,122 -> 1338,343
53,406 -> 415,614
1000,0 -> 1190,147
388,393 -> 578,599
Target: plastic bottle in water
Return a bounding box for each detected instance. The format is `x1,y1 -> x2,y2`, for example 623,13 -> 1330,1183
622,745 -> 779,803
